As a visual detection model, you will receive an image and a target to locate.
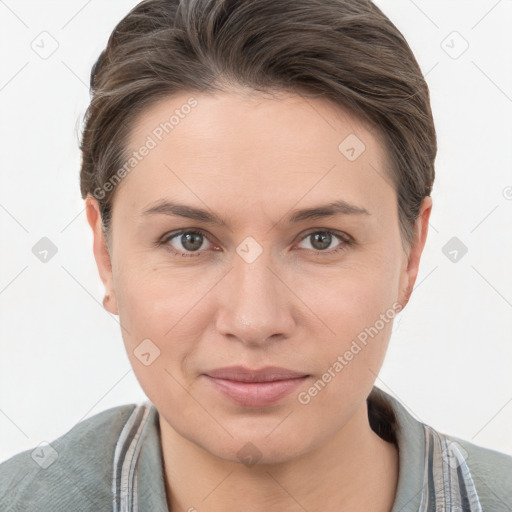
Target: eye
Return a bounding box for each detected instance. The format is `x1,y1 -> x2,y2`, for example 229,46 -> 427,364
160,230 -> 214,257
296,230 -> 352,254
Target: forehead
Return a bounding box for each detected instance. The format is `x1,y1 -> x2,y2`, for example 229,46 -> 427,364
117,90 -> 394,224
127,89 -> 383,157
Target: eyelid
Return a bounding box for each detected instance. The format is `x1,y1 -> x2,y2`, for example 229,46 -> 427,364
298,228 -> 353,244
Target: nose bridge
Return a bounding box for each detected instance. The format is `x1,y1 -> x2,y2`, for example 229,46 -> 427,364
215,241 -> 294,344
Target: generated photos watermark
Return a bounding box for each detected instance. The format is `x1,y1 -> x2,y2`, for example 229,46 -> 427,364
298,301 -> 403,405
93,97 -> 198,201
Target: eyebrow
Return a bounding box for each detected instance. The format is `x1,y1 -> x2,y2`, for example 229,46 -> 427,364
140,199 -> 370,227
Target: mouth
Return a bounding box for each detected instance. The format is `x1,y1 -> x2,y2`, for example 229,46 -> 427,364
203,366 -> 310,407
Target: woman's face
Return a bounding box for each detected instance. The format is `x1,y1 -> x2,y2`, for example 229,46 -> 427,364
87,90 -> 430,464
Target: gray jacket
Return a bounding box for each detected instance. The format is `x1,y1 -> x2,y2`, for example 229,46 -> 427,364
1,386 -> 511,511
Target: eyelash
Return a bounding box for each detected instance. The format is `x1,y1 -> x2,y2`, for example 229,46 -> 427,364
157,229 -> 353,258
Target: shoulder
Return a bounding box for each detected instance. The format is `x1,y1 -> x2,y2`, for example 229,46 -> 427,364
0,403 -> 138,511
445,432 -> 512,511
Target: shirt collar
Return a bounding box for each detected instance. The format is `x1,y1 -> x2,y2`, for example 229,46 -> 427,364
112,400 -> 167,512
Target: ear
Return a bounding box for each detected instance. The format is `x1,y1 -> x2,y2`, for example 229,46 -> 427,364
397,196 -> 432,310
85,195 -> 118,315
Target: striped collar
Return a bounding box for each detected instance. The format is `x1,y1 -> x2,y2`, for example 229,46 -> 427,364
112,400 -> 167,512
111,387 -> 483,512
418,424 -> 482,511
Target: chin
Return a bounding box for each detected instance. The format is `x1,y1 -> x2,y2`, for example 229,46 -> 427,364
205,438 -> 308,467
190,421 -> 319,467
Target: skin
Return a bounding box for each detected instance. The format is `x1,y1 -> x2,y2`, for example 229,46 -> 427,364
86,89 -> 431,512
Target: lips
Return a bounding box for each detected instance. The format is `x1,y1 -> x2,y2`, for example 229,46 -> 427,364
203,366 -> 310,407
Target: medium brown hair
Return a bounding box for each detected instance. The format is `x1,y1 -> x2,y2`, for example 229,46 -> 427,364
79,0 -> 436,249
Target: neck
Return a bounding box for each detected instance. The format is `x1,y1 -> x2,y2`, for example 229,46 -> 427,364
159,400 -> 399,512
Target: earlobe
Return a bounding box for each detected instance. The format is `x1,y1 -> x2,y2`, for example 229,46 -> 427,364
85,195 -> 118,315
397,196 -> 433,310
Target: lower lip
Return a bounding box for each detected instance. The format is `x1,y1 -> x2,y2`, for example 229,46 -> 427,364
204,375 -> 309,407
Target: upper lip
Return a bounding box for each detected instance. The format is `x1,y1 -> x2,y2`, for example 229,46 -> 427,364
205,366 -> 309,383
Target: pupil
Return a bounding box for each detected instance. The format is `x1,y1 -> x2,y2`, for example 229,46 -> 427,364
182,233 -> 202,251
312,232 -> 331,250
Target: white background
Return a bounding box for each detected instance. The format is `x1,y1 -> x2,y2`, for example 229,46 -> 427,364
0,0 -> 511,463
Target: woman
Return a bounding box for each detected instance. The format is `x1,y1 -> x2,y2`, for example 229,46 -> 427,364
1,0 -> 510,510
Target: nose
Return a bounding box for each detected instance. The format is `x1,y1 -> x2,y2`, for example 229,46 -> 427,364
215,247 -> 296,347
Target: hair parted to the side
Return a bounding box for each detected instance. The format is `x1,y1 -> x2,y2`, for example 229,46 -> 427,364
79,0 -> 436,250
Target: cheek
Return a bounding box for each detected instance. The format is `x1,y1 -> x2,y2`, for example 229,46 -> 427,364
112,259 -> 174,363
297,274 -> 399,420
301,253 -> 401,389
113,250 -> 193,329
312,262 -> 400,339
112,258 -> 215,377
113,266 -> 198,410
